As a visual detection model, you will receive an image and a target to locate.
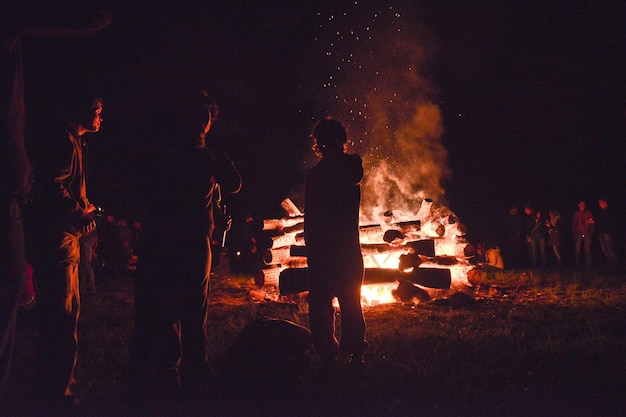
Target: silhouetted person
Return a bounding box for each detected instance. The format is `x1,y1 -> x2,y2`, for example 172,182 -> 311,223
128,90 -> 241,410
1,3 -> 109,407
546,209 -> 564,267
1,3 -> 109,398
26,90 -> 104,411
500,205 -> 524,269
304,118 -> 368,373
572,200 -> 594,267
596,198 -> 618,269
526,209 -> 547,267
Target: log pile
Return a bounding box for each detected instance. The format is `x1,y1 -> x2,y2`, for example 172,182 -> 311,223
258,199 -> 466,300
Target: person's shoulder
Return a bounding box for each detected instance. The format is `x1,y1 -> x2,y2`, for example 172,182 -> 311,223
345,153 -> 363,164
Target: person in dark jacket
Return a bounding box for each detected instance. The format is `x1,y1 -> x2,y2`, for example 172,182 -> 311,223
500,205 -> 524,269
304,118 -> 368,373
546,209 -> 564,267
572,200 -> 595,267
128,90 -> 241,409
525,208 -> 547,267
596,198 -> 618,269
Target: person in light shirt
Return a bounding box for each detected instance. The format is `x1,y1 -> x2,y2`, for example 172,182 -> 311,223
484,243 -> 505,271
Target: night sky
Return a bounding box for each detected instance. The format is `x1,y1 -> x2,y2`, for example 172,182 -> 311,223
21,1 -> 625,245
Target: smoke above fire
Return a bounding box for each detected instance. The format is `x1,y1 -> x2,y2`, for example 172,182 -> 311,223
303,3 -> 450,225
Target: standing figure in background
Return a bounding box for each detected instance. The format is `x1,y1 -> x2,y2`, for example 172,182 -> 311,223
572,200 -> 594,267
26,90 -> 104,411
596,198 -> 618,269
524,206 -> 546,268
129,90 -> 241,411
305,118 -> 368,374
500,205 -> 524,269
546,210 -> 563,267
527,209 -> 547,267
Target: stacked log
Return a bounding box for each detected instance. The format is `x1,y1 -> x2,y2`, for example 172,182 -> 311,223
278,267 -> 451,295
259,198 -> 459,297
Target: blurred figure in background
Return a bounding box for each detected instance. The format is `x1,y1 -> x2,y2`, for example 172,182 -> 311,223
500,205 -> 524,269
546,209 -> 563,267
596,198 -> 618,269
524,206 -> 547,268
572,200 -> 594,267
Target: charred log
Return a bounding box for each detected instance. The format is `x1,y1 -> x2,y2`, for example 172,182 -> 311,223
278,266 -> 451,295
264,245 -> 308,265
417,255 -> 459,266
383,229 -> 404,243
278,267 -> 309,295
398,253 -> 423,270
392,279 -> 431,303
405,239 -> 436,257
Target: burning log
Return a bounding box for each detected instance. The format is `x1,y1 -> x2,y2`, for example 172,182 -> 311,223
398,253 -> 422,270
280,198 -> 303,217
262,216 -> 304,231
270,233 -> 304,249
361,239 -> 435,256
260,265 -> 283,287
417,254 -> 459,266
265,245 -> 307,265
278,266 -> 451,295
359,221 -> 421,242
364,267 -> 451,289
416,198 -> 433,221
278,267 -> 309,295
405,239 -> 436,257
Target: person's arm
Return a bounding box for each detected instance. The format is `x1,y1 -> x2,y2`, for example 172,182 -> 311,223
215,150 -> 242,195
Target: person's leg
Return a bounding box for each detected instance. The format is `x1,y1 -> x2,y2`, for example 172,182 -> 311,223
308,282 -> 339,367
539,238 -> 546,267
0,198 -> 27,392
529,239 -> 538,266
599,233 -> 618,268
178,278 -> 209,392
574,236 -> 583,266
336,281 -> 367,360
35,232 -> 81,406
584,235 -> 593,267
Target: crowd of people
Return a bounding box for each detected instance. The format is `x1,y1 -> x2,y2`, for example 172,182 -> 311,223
496,199 -> 619,271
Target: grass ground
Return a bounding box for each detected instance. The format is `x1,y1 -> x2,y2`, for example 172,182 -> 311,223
1,266 -> 625,417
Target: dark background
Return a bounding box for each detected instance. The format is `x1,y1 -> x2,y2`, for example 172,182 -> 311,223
20,1 -> 625,253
